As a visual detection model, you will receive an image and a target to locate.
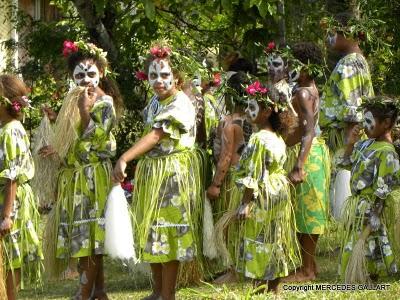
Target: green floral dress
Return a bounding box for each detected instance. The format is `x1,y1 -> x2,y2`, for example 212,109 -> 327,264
234,130 -> 299,280
338,139 -> 400,278
56,95 -> 116,259
133,91 -> 202,263
319,53 -> 374,152
0,120 -> 43,287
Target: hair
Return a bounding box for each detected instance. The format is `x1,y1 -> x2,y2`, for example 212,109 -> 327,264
265,85 -> 298,136
144,55 -> 185,90
334,11 -> 354,28
227,71 -> 249,105
292,42 -> 323,66
228,58 -> 255,74
67,51 -> 124,119
363,96 -> 399,128
0,75 -> 29,120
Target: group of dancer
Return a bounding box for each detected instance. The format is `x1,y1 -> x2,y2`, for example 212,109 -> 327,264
0,10 -> 399,300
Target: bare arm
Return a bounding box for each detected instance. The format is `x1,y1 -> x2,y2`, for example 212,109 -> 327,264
112,128 -> 165,182
0,179 -> 16,235
237,187 -> 254,220
289,90 -> 315,184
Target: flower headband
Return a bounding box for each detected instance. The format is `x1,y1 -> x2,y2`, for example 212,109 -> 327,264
359,95 -> 400,113
63,40 -> 108,61
264,41 -> 325,79
0,95 -> 31,114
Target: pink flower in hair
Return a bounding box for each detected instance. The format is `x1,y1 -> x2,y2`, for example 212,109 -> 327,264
135,70 -> 148,81
63,40 -> 79,57
150,46 -> 171,58
246,81 -> 268,96
11,100 -> 22,112
213,73 -> 221,86
264,41 -> 276,53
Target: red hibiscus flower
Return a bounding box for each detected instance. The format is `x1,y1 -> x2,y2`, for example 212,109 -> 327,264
62,40 -> 78,57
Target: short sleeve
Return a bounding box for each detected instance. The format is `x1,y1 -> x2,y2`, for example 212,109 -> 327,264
153,92 -> 195,140
0,126 -> 32,182
236,135 -> 270,198
373,150 -> 400,199
82,96 -> 116,141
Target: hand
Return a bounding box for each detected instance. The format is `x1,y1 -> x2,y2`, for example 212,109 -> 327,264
39,145 -> 57,158
237,202 -> 251,220
206,184 -> 220,200
347,124 -> 362,145
0,216 -> 13,237
112,158 -> 127,183
78,87 -> 97,110
41,106 -> 57,122
289,166 -> 306,184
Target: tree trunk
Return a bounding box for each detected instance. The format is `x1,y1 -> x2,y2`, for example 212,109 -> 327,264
71,0 -> 119,63
277,0 -> 286,46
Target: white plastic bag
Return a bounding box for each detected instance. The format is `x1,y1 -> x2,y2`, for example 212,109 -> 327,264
105,185 -> 137,261
203,195 -> 218,259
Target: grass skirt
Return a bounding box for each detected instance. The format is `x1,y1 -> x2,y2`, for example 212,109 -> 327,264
133,150 -> 203,264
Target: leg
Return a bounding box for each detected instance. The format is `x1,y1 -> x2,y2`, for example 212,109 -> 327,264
74,256 -> 97,300
213,266 -> 239,284
6,269 -> 21,300
267,278 -> 280,294
63,257 -> 79,280
141,263 -> 162,300
161,261 -> 179,300
91,255 -> 108,300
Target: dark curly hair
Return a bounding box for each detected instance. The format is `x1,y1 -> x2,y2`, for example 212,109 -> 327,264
292,42 -> 323,66
0,75 -> 29,120
362,96 -> 399,127
67,51 -> 124,119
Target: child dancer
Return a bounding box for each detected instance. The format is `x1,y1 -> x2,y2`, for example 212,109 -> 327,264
235,83 -> 299,293
339,96 -> 400,281
0,75 -> 43,300
113,43 -> 200,300
40,40 -> 123,299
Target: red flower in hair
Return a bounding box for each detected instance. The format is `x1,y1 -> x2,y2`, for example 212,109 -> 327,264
121,180 -> 133,193
135,71 -> 148,81
62,40 -> 79,57
246,81 -> 268,96
150,46 -> 171,59
213,73 -> 221,86
11,100 -> 22,112
264,41 -> 276,53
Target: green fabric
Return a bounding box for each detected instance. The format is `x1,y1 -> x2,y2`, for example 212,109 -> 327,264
319,53 -> 374,129
234,130 -> 300,280
0,120 -> 43,288
134,91 -> 200,263
292,138 -> 330,234
203,93 -> 219,142
339,139 -> 400,278
56,95 -> 116,259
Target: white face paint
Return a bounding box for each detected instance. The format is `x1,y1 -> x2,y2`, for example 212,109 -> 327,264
73,61 -> 100,87
363,111 -> 376,132
148,59 -> 174,92
289,69 -> 300,82
327,32 -> 337,47
267,54 -> 285,82
245,99 -> 260,121
192,73 -> 201,87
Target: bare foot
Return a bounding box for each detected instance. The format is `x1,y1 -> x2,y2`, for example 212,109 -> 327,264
213,270 -> 239,284
282,269 -> 316,283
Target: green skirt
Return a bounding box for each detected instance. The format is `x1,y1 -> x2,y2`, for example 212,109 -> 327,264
1,183 -> 43,288
133,150 -> 203,263
286,138 -> 330,234
340,194 -> 399,279
235,172 -> 300,280
55,160 -> 112,259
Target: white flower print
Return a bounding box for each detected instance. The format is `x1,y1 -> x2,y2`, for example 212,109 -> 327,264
376,177 -> 389,196
338,64 -> 355,78
171,195 -> 182,207
178,247 -> 186,259
356,180 -> 366,190
161,243 -> 170,255
160,234 -> 168,243
82,239 -> 90,249
57,235 -> 65,247
152,241 -> 162,254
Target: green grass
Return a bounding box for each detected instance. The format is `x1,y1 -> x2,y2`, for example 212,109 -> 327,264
18,252 -> 400,300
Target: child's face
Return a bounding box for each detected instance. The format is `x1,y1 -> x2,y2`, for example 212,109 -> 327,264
148,59 -> 175,99
363,110 -> 390,139
73,59 -> 101,88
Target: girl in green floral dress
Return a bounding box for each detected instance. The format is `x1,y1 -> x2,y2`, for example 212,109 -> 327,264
338,96 -> 400,281
40,41 -> 123,300
0,75 -> 43,300
113,44 -> 200,300
234,83 -> 299,293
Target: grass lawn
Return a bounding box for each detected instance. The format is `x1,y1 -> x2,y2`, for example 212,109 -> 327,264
18,250 -> 400,300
